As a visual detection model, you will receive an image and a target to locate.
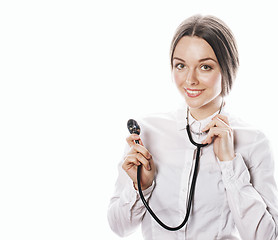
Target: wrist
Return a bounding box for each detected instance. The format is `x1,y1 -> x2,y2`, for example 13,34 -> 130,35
133,182 -> 151,191
219,153 -> 235,162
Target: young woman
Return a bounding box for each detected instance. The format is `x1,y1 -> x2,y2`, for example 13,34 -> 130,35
107,15 -> 278,240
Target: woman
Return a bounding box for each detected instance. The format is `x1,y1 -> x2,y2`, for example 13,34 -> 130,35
107,15 -> 278,239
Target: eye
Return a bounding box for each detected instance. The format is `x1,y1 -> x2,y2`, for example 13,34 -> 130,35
175,63 -> 185,70
200,65 -> 212,71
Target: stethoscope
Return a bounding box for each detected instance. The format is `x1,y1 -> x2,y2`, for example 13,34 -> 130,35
127,104 -> 223,231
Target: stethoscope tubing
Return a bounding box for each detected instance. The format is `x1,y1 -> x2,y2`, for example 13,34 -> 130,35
136,126 -> 208,231
134,102 -> 222,231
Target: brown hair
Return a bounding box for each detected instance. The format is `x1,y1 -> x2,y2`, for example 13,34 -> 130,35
170,15 -> 239,96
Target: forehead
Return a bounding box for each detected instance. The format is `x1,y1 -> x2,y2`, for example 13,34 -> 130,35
173,36 -> 217,61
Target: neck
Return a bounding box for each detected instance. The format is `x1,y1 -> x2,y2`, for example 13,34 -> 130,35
189,96 -> 223,121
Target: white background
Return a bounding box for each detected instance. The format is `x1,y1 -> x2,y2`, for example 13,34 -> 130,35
0,0 -> 278,239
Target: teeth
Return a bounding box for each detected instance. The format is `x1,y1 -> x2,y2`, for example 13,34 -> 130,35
186,89 -> 202,95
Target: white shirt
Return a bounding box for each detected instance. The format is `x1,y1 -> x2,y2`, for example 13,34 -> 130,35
107,106 -> 278,240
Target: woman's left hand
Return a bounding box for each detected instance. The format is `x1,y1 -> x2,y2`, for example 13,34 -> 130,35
202,114 -> 235,161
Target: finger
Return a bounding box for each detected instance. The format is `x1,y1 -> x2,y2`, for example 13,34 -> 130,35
123,153 -> 151,171
126,134 -> 142,147
136,152 -> 151,171
202,127 -> 231,144
202,128 -> 217,144
122,155 -> 141,171
212,114 -> 230,125
202,117 -> 229,132
131,144 -> 152,160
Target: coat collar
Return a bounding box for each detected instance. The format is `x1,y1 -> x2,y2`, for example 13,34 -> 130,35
176,102 -> 225,132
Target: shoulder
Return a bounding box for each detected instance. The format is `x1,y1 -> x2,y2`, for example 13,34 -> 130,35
137,102 -> 187,129
139,109 -> 178,126
137,109 -> 180,137
227,111 -> 265,140
134,107 -> 186,148
223,110 -> 274,170
226,111 -> 270,159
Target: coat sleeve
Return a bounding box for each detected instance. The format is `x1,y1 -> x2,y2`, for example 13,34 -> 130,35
107,144 -> 155,237
219,131 -> 278,240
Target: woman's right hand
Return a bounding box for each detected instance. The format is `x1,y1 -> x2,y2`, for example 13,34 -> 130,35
122,134 -> 156,191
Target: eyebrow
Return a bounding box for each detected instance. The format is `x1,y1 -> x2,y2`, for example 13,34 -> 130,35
173,57 -> 217,63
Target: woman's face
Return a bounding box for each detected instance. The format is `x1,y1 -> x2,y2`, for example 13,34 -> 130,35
172,36 -> 222,118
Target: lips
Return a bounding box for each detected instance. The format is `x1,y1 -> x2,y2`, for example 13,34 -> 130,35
184,88 -> 204,98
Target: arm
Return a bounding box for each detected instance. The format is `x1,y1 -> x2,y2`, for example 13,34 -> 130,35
107,162 -> 154,237
219,131 -> 278,240
107,141 -> 155,237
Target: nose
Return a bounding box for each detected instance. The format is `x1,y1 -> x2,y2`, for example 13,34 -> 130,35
185,69 -> 199,86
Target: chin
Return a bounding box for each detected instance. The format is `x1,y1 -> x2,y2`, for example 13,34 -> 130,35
184,97 -> 206,110
184,93 -> 222,112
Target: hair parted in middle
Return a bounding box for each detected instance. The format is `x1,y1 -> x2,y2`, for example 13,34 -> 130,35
170,15 -> 239,96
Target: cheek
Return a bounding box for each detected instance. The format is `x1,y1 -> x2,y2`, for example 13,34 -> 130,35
172,72 -> 184,87
200,72 -> 222,90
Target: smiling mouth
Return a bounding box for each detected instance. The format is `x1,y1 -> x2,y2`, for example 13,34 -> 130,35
184,88 -> 204,98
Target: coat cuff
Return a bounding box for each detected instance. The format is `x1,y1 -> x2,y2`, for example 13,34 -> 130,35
119,180 -> 155,220
218,153 -> 251,188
